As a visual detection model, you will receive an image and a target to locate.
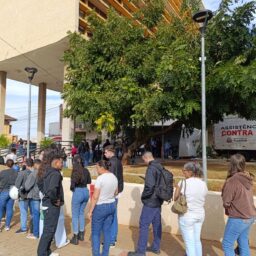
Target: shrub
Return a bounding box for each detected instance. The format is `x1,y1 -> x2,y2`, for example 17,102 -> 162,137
0,134 -> 10,148
40,137 -> 54,149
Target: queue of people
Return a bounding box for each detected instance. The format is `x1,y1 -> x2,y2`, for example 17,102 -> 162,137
0,148 -> 255,256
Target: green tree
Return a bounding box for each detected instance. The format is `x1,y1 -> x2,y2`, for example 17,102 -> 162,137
63,1 -> 201,146
63,0 -> 256,149
0,134 -> 10,148
206,0 -> 256,122
40,138 -> 54,149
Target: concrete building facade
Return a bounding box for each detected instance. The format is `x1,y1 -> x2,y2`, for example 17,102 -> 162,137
0,0 -> 182,144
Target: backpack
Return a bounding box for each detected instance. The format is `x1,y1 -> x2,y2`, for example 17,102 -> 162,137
155,166 -> 174,202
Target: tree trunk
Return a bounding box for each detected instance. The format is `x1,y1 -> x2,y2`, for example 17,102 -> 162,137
123,121 -> 181,164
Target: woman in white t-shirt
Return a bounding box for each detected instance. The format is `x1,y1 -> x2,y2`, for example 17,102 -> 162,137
88,160 -> 118,256
174,162 -> 208,256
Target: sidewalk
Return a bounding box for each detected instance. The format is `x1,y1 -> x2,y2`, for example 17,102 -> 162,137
0,214 -> 255,256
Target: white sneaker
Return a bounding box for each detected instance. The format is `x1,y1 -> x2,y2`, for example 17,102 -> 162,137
4,227 -> 10,231
49,253 -> 59,256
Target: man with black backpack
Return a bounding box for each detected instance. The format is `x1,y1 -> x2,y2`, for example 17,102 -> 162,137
128,151 -> 173,256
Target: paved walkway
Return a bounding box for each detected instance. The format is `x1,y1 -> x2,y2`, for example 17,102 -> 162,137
1,214 -> 255,256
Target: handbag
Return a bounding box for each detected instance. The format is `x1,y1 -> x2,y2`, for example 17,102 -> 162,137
171,179 -> 188,215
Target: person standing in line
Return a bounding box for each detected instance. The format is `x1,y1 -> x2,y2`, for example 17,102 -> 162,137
84,141 -> 90,167
128,152 -> 164,256
15,158 -> 33,234
88,160 -> 118,256
37,155 -> 64,256
25,159 -> 42,239
5,148 -> 18,164
71,144 -> 77,159
70,155 -> 91,245
222,154 -> 256,256
104,145 -> 124,246
174,162 -> 208,256
0,159 -> 18,231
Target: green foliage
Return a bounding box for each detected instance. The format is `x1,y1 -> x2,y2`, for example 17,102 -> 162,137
206,0 -> 256,122
0,134 -> 10,148
40,138 -> 54,149
73,133 -> 84,147
63,0 -> 256,144
134,0 -> 165,29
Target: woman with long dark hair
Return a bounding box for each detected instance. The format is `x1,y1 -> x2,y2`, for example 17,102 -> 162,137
37,146 -> 65,256
222,154 -> 256,256
88,160 -> 118,256
70,155 -> 91,245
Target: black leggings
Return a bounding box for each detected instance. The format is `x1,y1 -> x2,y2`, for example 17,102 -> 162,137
37,205 -> 60,256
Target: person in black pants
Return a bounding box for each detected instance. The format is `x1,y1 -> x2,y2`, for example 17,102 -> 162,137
37,154 -> 64,256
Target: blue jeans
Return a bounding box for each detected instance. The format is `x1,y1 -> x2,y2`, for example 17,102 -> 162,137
92,202 -> 116,256
19,200 -> 32,231
0,190 -> 15,228
72,187 -> 89,234
137,205 -> 162,254
110,199 -> 118,243
179,214 -> 204,256
222,217 -> 254,256
29,199 -> 40,237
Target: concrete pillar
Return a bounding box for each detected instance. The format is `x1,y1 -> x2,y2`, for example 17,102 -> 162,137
61,101 -> 74,149
0,71 -> 6,134
37,82 -> 46,143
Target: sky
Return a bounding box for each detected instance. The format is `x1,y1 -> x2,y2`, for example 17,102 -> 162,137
5,79 -> 62,140
4,0 -> 254,141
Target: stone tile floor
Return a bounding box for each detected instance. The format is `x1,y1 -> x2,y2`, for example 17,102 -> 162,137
0,215 -> 255,256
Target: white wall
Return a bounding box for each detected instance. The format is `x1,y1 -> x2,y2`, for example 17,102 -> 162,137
62,178 -> 256,247
0,0 -> 79,61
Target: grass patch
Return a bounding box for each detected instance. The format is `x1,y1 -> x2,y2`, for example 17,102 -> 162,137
62,161 -> 256,194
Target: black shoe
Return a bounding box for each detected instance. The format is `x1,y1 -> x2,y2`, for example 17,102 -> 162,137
15,229 -> 27,234
146,247 -> 161,255
127,252 -> 145,256
70,234 -> 79,245
78,231 -> 84,241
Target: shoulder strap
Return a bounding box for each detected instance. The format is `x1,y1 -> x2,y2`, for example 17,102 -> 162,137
155,165 -> 168,186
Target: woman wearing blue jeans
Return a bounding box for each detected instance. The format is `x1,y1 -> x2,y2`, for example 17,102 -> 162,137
174,162 -> 208,256
222,154 -> 256,256
88,160 -> 118,256
0,159 -> 18,231
70,155 -> 91,245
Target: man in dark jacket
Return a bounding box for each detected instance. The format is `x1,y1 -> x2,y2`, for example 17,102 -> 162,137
128,152 -> 163,256
37,156 -> 64,256
104,145 -> 124,246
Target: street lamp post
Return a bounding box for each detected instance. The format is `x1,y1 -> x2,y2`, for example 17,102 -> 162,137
192,10 -> 213,183
25,67 -> 38,159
